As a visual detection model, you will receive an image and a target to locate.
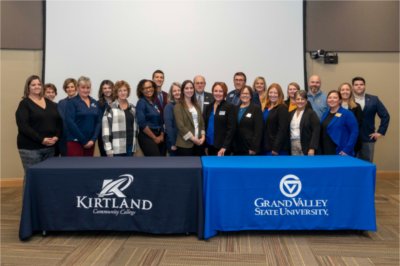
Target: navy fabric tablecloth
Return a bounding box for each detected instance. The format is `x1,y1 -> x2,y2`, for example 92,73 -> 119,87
19,157 -> 203,240
202,155 -> 376,239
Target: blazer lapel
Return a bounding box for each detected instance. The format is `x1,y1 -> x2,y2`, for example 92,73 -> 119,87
183,106 -> 195,128
299,110 -> 306,129
239,105 -> 252,125
364,94 -> 372,111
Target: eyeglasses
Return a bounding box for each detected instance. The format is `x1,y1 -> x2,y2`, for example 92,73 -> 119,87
143,86 -> 153,90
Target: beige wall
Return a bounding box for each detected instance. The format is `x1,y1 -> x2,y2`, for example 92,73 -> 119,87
1,50 -> 399,178
306,52 -> 399,171
1,50 -> 43,178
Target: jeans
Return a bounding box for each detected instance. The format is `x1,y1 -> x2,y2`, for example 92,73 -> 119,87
357,142 -> 375,162
18,147 -> 55,173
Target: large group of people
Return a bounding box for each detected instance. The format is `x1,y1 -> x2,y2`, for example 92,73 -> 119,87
16,71 -> 391,175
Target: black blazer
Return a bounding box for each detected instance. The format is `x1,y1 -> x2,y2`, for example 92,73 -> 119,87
264,104 -> 290,152
232,103 -> 263,154
200,92 -> 214,113
349,103 -> 363,152
289,107 -> 320,155
204,100 -> 235,150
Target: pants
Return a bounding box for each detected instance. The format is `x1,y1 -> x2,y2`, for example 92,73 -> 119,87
138,130 -> 166,156
18,147 -> 55,173
357,142 -> 375,162
290,139 -> 304,155
67,141 -> 95,156
176,145 -> 204,156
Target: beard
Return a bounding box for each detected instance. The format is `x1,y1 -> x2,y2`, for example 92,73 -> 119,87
309,86 -> 320,94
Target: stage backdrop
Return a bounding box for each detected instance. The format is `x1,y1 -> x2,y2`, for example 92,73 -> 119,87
45,0 -> 304,103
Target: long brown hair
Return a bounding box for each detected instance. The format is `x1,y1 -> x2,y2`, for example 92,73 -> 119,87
179,80 -> 198,109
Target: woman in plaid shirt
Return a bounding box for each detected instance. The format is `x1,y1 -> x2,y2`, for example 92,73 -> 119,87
102,80 -> 138,156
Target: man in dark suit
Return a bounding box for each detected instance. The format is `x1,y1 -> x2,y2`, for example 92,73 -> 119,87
194,75 -> 213,113
352,76 -> 390,162
152,69 -> 168,114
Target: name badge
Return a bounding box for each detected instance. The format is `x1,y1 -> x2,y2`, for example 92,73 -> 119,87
204,102 -> 210,105
219,110 -> 226,116
246,113 -> 252,118
335,113 -> 342,117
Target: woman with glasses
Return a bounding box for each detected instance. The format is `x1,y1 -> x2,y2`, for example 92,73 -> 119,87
288,90 -> 320,155
232,86 -> 263,155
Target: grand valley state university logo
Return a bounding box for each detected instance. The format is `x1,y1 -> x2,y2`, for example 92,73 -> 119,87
254,174 -> 329,217
279,174 -> 302,198
76,174 -> 153,216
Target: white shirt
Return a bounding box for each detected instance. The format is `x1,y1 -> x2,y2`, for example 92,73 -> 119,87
354,94 -> 366,110
290,109 -> 304,140
189,106 -> 199,138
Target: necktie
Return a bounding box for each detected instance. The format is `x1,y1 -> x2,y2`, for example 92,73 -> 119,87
197,95 -> 202,111
158,93 -> 163,107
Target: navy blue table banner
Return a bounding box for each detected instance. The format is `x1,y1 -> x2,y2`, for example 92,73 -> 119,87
202,155 -> 376,239
19,157 -> 204,240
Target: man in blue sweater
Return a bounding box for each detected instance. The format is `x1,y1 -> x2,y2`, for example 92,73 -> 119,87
307,75 -> 327,119
352,76 -> 390,162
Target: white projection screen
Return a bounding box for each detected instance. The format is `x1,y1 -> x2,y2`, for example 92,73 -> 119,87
45,0 -> 304,103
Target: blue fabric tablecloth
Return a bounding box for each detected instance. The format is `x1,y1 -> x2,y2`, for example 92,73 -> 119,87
202,155 -> 376,239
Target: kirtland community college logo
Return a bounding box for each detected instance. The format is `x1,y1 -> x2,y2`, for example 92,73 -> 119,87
254,174 -> 329,217
98,174 -> 133,198
76,174 -> 153,216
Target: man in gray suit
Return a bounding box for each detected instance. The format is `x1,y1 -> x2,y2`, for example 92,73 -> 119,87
194,75 -> 213,113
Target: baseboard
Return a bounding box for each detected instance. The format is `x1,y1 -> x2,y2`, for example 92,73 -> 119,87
377,171 -> 399,179
0,178 -> 23,188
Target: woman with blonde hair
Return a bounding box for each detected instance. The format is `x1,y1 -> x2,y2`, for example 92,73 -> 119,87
164,82 -> 181,156
252,76 -> 267,109
338,82 -> 362,153
65,76 -> 101,156
285,82 -> 301,112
